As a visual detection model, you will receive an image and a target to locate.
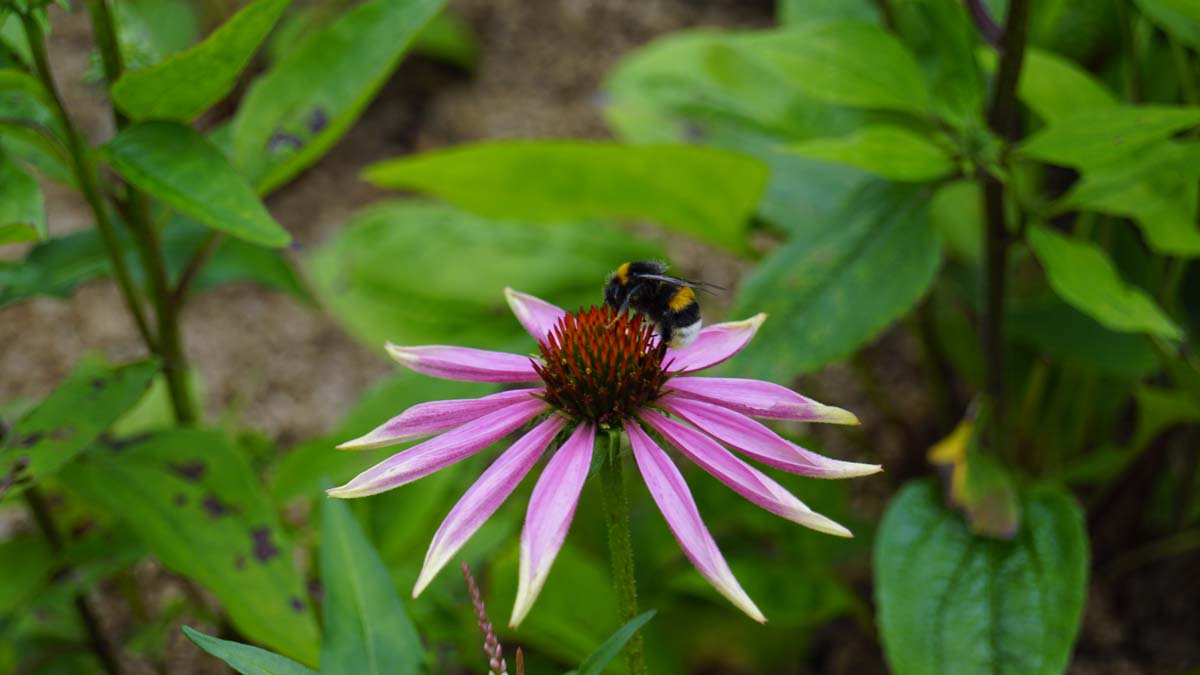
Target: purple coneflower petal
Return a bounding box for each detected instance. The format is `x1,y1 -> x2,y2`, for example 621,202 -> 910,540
413,415 -> 566,597
386,344 -> 541,383
505,288 -> 566,342
511,423 -> 595,627
660,396 -> 881,479
625,420 -> 765,623
664,314 -> 766,373
337,388 -> 544,450
327,397 -> 548,498
641,410 -> 852,538
666,376 -> 860,424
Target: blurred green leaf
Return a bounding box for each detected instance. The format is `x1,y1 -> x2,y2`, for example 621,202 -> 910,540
1134,0 -> 1200,50
785,126 -> 954,181
0,230 -> 115,308
411,10 -> 476,68
0,150 -> 44,243
162,216 -> 311,301
0,67 -> 71,183
1027,224 -> 1182,339
60,430 -> 320,665
1017,106 -> 1200,168
0,355 -> 157,499
112,0 -> 201,69
568,610 -> 656,675
777,0 -> 879,24
307,200 -> 660,351
929,179 -> 982,264
979,47 -> 1117,124
232,0 -> 445,193
112,0 -> 290,121
1008,299 -> 1159,378
0,535 -> 51,613
364,141 -> 767,253
103,121 -> 289,247
875,481 -> 1087,675
182,626 -> 316,675
1058,141 -> 1200,257
739,22 -> 930,116
733,181 -> 942,378
893,0 -> 984,128
321,496 -> 424,675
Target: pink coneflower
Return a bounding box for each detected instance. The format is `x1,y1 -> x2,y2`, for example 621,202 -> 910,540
328,289 -> 880,626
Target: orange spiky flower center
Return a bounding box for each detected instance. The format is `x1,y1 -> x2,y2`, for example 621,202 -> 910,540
534,306 -> 670,427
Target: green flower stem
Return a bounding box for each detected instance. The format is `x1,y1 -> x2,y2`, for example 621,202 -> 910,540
599,429 -> 647,675
84,0 -> 197,425
19,12 -> 157,354
978,0 -> 1032,457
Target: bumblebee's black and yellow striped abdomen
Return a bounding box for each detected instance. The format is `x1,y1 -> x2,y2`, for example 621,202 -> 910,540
603,261 -> 703,349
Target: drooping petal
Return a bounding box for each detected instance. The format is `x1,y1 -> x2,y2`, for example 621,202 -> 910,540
413,415 -> 566,597
511,423 -> 595,627
338,388 -> 544,450
660,395 -> 881,479
327,397 -> 548,498
386,344 -> 541,383
664,314 -> 766,374
625,420 -> 764,623
505,288 -> 566,342
641,410 -> 851,537
666,376 -> 859,424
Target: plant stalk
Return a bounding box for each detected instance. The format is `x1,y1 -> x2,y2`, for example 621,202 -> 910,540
25,487 -> 124,675
599,430 -> 647,675
85,0 -> 197,425
978,0 -> 1032,456
19,11 -> 157,353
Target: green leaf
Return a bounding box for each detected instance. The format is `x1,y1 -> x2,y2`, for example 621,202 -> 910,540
875,481 -> 1087,675
1057,141 -> 1200,257
0,150 -> 45,243
101,121 -> 290,247
1008,299 -> 1159,379
1017,106 -> 1200,168
0,67 -> 71,183
60,430 -> 320,665
0,230 -> 117,308
410,10 -> 477,68
778,0 -> 880,24
161,216 -> 311,301
1134,0 -> 1200,50
0,355 -> 157,499
929,179 -> 982,264
307,200 -> 660,351
111,0 -> 290,121
732,181 -> 942,378
785,126 -> 954,181
738,22 -> 931,116
571,610 -> 657,675
893,0 -> 985,128
231,0 -> 445,193
320,496 -> 424,675
364,141 -> 766,253
182,626 -> 316,675
979,47 -> 1117,124
1027,224 -> 1182,339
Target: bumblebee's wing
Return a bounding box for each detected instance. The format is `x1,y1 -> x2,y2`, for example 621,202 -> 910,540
636,273 -> 725,295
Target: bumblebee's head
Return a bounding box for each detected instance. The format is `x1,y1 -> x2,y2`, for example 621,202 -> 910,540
604,272 -> 628,309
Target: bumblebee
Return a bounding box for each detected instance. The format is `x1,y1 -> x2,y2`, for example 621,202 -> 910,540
604,261 -> 713,349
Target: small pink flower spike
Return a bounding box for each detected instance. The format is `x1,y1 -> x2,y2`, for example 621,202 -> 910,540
463,562 -> 508,675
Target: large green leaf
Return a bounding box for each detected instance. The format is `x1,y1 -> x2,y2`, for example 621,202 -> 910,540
979,47 -> 1117,124
1027,225 -> 1182,339
732,182 -> 942,378
875,481 -> 1087,675
363,141 -> 767,253
112,0 -> 290,121
1017,106 -> 1200,168
231,0 -> 444,193
60,430 -> 320,665
307,200 -> 661,351
0,356 -> 157,499
182,627 -> 316,675
320,497 -> 424,675
0,150 -> 45,243
785,126 -> 954,181
1057,141 -> 1200,257
737,22 -> 930,116
102,121 -> 289,247
1134,0 -> 1200,50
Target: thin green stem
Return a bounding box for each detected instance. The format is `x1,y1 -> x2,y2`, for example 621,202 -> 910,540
599,429 -> 646,675
977,0 -> 1032,458
85,0 -> 197,425
19,11 -> 157,353
25,487 -> 124,675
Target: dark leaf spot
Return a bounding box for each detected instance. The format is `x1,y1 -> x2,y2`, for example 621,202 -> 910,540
251,527 -> 280,563
267,133 -> 304,154
173,493 -> 187,507
90,378 -> 106,391
234,555 -> 246,571
201,494 -> 232,519
70,519 -> 95,538
169,460 -> 206,482
308,107 -> 328,134
289,596 -> 305,613
306,579 -> 323,603
19,432 -> 44,448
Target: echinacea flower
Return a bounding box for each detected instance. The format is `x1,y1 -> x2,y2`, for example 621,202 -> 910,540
328,289 -> 880,626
